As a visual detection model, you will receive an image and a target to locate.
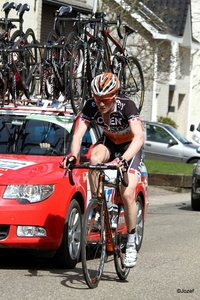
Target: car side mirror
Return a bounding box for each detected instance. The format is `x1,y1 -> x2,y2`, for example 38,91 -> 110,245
168,138 -> 178,146
190,124 -> 195,132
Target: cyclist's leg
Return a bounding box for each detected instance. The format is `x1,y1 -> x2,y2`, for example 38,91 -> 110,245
89,144 -> 110,196
88,135 -> 114,195
120,148 -> 143,267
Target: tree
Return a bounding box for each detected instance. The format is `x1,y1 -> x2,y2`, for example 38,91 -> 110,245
99,0 -> 190,89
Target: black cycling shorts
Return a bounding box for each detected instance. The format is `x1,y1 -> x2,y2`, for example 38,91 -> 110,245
95,134 -> 143,178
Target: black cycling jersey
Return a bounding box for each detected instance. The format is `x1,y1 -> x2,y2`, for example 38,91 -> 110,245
80,94 -> 141,144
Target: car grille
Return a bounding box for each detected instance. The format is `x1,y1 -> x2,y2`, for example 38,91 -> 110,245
0,225 -> 10,240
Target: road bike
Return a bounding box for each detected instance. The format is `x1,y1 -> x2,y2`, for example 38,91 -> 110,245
67,162 -> 132,288
68,12 -> 145,114
40,6 -> 76,107
94,11 -> 145,114
39,5 -> 78,109
0,29 -> 39,107
67,12 -> 112,114
0,2 -> 39,106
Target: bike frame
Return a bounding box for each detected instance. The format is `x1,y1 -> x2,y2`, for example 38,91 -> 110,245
68,163 -> 127,252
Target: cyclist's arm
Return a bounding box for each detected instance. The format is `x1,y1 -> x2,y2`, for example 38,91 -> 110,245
70,118 -> 88,159
121,120 -> 144,162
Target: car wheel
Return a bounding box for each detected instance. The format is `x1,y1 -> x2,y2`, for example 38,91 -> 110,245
54,199 -> 82,268
191,190 -> 200,211
189,158 -> 199,164
135,195 -> 144,252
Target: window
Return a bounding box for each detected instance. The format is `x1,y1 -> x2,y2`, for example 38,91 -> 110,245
146,125 -> 171,143
0,117 -> 71,155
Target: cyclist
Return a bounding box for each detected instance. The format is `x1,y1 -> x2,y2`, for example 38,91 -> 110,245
62,72 -> 144,268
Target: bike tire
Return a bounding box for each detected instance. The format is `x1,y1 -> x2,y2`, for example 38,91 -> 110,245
23,28 -> 38,97
81,198 -> 106,289
65,32 -> 78,66
66,31 -> 78,52
85,37 -> 110,99
45,30 -> 59,62
69,40 -> 87,114
10,29 -> 24,42
135,195 -> 144,252
88,37 -> 110,78
114,206 -> 130,280
46,30 -> 58,45
116,55 -> 145,114
40,31 -> 59,100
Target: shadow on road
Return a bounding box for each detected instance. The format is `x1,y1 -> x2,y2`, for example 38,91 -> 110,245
0,249 -> 125,289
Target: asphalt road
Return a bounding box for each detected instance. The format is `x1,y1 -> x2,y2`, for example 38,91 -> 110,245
0,187 -> 199,300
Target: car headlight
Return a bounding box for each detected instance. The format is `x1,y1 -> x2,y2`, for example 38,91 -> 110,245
3,185 -> 54,203
192,134 -> 200,144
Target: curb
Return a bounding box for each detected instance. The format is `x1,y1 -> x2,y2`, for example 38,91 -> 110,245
148,173 -> 192,192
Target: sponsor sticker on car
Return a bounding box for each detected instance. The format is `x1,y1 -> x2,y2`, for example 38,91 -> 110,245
0,159 -> 35,170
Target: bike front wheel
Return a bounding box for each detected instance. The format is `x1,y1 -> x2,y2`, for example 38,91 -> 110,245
116,56 -> 145,114
81,198 -> 106,289
114,205 -> 130,280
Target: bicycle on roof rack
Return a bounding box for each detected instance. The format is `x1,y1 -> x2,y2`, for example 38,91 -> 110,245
0,43 -> 39,108
96,11 -> 145,113
69,12 -> 145,114
0,3 -> 40,107
39,5 -> 79,110
68,12 -> 111,114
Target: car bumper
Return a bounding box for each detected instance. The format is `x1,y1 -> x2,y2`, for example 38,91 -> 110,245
0,197 -> 67,250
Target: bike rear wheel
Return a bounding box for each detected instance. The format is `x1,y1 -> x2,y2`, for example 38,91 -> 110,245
116,55 -> 145,114
81,198 -> 106,289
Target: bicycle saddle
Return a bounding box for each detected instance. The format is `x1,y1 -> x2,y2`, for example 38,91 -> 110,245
2,2 -> 16,13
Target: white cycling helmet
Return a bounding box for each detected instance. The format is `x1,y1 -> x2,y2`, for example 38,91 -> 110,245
91,72 -> 119,102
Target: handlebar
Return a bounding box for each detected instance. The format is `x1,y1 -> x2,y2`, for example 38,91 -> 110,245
63,163 -> 128,187
94,13 -> 123,40
55,11 -> 123,40
104,15 -> 123,39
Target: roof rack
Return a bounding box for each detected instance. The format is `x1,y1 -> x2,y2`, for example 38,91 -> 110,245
0,98 -> 75,116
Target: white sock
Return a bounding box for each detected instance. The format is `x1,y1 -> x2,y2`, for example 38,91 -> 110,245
127,233 -> 136,248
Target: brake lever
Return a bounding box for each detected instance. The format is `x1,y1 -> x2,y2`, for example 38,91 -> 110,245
62,163 -> 75,185
119,167 -> 128,187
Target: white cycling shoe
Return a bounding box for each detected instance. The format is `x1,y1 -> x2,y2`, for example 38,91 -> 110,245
123,247 -> 137,268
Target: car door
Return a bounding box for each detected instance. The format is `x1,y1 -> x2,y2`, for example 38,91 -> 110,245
144,123 -> 183,162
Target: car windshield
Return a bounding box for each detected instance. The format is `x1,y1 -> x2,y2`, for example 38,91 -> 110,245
0,115 -> 73,155
167,125 -> 191,144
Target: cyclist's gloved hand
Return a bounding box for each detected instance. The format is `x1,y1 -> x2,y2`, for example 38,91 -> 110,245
116,156 -> 129,172
62,155 -> 77,169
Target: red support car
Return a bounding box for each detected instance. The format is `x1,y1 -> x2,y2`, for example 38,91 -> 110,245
0,104 -> 148,268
